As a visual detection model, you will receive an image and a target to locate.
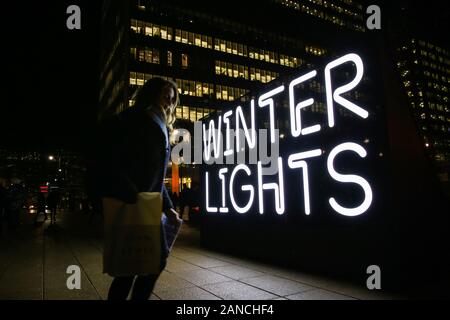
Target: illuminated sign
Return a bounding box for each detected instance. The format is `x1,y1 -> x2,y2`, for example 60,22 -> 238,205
203,53 -> 373,218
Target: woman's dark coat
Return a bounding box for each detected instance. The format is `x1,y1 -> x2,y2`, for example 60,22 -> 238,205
95,106 -> 174,210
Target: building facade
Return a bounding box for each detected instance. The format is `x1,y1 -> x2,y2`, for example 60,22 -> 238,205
98,0 -> 369,193
395,38 -> 450,193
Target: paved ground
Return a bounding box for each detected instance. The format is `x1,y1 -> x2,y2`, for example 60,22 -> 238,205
0,209 -> 400,300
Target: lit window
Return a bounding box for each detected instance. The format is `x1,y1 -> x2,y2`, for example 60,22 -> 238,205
167,51 -> 172,66
181,54 -> 189,68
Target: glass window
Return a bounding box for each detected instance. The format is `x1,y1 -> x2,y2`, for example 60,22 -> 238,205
182,106 -> 189,120
207,36 -> 212,49
129,72 -> 136,85
190,109 -> 196,121
153,49 -> 160,64
196,83 -> 202,97
232,43 -> 237,55
145,24 -> 152,36
221,61 -> 226,75
161,27 -> 167,39
201,35 -> 207,48
195,34 -> 201,46
222,87 -> 228,100
153,26 -> 160,37
181,54 -> 189,68
137,73 -> 144,86
176,107 -> 182,119
256,69 -> 261,81
167,51 -> 172,66
216,85 -> 221,100
215,61 -> 220,75
144,48 -> 152,63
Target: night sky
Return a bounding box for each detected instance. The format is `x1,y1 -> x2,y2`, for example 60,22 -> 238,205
1,0 -> 448,152
2,0 -> 101,151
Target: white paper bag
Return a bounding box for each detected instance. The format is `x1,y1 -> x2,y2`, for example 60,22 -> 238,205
102,193 -> 162,276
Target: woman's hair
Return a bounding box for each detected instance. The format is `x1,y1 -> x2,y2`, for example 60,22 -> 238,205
132,77 -> 179,132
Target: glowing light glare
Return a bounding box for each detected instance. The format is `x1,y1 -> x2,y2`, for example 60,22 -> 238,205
287,149 -> 322,215
229,164 -> 255,214
203,116 -> 222,161
258,86 -> 285,143
288,70 -> 321,137
205,171 -> 218,213
257,157 -> 285,215
326,142 -> 373,216
218,168 -> 229,213
324,53 -> 369,128
223,111 -> 234,156
48,155 -> 54,161
236,99 -> 256,151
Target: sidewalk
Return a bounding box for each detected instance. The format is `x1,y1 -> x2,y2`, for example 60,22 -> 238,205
0,210 -> 398,300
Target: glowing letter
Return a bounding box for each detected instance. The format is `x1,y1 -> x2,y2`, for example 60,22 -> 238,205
236,99 -> 256,151
288,70 -> 321,137
205,171 -> 218,213
257,157 -> 285,214
287,149 -> 322,215
223,111 -> 234,156
218,168 -> 229,213
258,86 -> 285,143
202,117 -> 222,162
325,53 -> 368,128
327,142 -> 373,216
229,164 -> 254,214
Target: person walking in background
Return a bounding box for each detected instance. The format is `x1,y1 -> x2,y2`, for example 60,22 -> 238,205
35,191 -> 47,225
171,191 -> 179,210
96,77 -> 182,300
47,189 -> 59,225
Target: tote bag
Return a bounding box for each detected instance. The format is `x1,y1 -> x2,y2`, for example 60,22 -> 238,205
102,192 -> 162,276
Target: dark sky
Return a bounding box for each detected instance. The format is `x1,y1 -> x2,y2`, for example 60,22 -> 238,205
2,0 -> 101,151
1,0 -> 448,152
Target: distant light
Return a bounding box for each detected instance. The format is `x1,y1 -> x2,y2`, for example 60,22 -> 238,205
379,152 -> 383,157
58,169 -> 62,172
364,138 -> 370,144
280,134 -> 285,139
425,143 -> 429,147
48,155 -> 54,160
